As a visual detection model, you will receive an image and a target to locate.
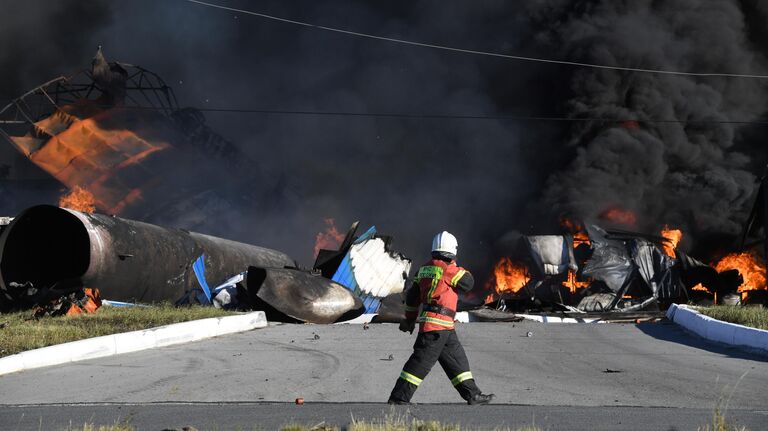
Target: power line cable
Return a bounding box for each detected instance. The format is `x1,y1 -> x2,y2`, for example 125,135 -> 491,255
183,0 -> 768,80
2,102 -> 768,126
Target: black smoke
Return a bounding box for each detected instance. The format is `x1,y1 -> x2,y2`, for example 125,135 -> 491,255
525,0 -> 768,257
0,0 -> 766,277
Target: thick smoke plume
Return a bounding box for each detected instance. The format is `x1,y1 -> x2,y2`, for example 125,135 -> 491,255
527,0 -> 768,255
1,0 -> 766,275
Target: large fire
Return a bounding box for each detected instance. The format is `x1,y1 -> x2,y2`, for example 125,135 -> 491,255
487,257 -> 530,295
659,227 -> 766,297
484,216 -> 767,305
660,225 -> 683,258
314,218 -> 345,257
9,105 -> 176,217
59,186 -> 96,213
714,252 -> 767,292
599,207 -> 637,226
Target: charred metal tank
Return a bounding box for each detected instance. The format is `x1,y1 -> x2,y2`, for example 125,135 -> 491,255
0,205 -> 295,303
245,267 -> 365,324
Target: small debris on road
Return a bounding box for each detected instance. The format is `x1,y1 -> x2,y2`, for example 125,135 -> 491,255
295,397 -> 305,405
603,369 -> 623,373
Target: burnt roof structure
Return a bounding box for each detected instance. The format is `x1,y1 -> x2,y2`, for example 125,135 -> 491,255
0,50 -> 273,225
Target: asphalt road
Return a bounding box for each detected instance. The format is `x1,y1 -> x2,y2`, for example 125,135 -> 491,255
1,321 -> 767,430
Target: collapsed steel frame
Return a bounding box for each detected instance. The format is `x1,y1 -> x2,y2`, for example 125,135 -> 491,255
0,65 -> 177,125
0,64 -> 178,165
0,53 -> 264,198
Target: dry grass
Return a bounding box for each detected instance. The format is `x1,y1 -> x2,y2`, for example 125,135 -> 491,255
697,408 -> 749,431
696,373 -> 750,431
698,305 -> 768,330
63,422 -> 135,431
28,408 -> 752,430
281,414 -> 542,431
0,303 -> 233,357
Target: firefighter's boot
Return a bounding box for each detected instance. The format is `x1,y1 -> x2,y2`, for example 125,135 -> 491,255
467,393 -> 495,405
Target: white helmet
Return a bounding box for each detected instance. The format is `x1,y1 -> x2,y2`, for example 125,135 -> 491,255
431,231 -> 458,256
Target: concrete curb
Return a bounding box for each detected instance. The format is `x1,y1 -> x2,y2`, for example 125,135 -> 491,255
666,304 -> 768,353
335,312 -> 472,324
0,311 -> 267,376
518,314 -> 603,324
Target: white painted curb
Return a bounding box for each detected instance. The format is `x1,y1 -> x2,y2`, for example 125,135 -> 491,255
335,312 -> 472,325
517,314 -> 603,324
0,311 -> 267,376
666,304 -> 768,353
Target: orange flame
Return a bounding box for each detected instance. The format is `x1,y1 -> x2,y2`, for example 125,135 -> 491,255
690,283 -> 708,292
560,217 -> 591,247
714,252 -> 767,292
487,257 -> 530,295
660,225 -> 683,258
565,270 -> 590,294
599,207 -> 637,226
59,186 -> 96,213
484,293 -> 496,304
12,106 -> 172,217
314,218 -> 345,257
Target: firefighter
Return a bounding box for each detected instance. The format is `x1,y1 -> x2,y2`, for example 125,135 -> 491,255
388,231 -> 494,405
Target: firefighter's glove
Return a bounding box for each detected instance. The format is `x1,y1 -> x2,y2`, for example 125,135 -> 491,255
399,319 -> 415,334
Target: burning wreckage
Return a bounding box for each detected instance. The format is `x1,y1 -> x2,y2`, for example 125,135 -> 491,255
0,50 -> 412,322
0,205 -> 411,323
0,50 -> 766,323
1,201 -> 763,322
482,178 -> 768,317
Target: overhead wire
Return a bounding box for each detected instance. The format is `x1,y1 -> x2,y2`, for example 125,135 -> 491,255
2,102 -> 768,126
183,0 -> 768,80
6,2 -> 768,126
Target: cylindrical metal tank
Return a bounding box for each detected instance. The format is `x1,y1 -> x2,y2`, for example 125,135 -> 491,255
0,205 -> 295,302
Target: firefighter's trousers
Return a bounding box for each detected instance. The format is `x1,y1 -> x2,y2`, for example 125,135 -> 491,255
389,329 -> 481,403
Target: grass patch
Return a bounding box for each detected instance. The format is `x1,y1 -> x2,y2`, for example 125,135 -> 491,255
697,407 -> 748,431
62,421 -> 135,431
698,305 -> 768,330
0,303 -> 234,357
282,414 -> 542,431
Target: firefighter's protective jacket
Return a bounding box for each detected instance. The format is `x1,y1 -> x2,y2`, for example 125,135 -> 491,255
404,258 -> 474,332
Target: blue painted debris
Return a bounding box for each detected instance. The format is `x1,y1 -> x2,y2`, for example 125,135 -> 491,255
331,226 -> 411,313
